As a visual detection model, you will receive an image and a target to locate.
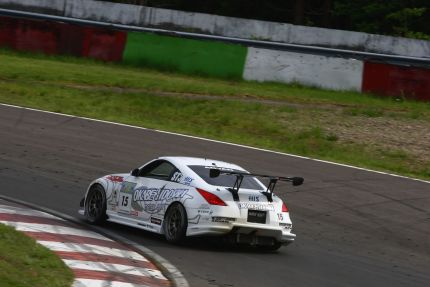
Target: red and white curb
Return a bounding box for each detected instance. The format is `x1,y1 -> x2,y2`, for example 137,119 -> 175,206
0,203 -> 171,287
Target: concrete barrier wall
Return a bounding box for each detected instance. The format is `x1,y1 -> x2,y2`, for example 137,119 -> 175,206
65,0 -> 144,26
0,0 -> 65,15
244,48 -> 363,91
0,9 -> 428,100
0,0 -> 429,57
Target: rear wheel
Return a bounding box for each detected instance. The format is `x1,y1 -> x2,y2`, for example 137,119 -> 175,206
258,241 -> 283,251
85,184 -> 106,224
163,203 -> 188,243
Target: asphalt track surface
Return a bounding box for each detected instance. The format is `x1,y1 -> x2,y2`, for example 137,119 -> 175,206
1,104 -> 429,287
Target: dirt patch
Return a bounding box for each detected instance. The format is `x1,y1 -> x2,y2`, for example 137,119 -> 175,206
327,117 -> 430,162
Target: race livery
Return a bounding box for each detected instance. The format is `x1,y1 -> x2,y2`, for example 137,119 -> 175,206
79,156 -> 303,250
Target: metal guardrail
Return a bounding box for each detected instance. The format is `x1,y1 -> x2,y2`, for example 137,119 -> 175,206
0,8 -> 429,68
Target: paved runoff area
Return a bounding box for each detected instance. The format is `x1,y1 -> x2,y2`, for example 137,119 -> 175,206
0,200 -> 171,287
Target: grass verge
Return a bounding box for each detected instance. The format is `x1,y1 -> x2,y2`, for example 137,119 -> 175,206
0,49 -> 429,179
0,224 -> 74,287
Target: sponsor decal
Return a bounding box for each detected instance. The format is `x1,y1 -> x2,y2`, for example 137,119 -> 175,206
248,195 -> 260,202
212,216 -> 236,223
197,204 -> 210,210
171,171 -> 183,182
106,178 -> 128,206
238,202 -> 275,211
137,222 -> 154,229
279,222 -> 292,230
108,189 -> 118,207
197,209 -> 211,214
120,182 -> 137,194
183,176 -> 194,186
106,175 -> 124,183
188,214 -> 201,224
204,166 -> 234,172
131,185 -> 192,214
130,210 -> 138,217
107,181 -> 135,209
150,217 -> 162,225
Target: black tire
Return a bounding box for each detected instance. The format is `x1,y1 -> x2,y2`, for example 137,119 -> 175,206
85,184 -> 107,224
258,241 -> 283,252
163,203 -> 188,243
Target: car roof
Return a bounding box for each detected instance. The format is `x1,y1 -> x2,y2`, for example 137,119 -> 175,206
158,156 -> 247,172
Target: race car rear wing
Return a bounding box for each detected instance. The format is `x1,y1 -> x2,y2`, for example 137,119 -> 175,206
209,169 -> 304,202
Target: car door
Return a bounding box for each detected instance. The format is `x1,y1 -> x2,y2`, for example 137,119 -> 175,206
116,160 -> 191,229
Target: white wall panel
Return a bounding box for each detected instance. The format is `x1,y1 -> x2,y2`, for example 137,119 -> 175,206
243,48 -> 364,91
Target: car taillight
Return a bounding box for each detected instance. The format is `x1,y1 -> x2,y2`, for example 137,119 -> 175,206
196,188 -> 227,206
282,202 -> 289,212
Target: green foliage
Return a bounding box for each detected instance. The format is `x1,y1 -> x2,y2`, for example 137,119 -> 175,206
0,224 -> 74,287
333,0 -> 430,38
103,0 -> 430,40
386,7 -> 430,39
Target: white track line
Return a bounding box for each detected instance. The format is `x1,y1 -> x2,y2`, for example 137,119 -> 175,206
0,205 -> 61,219
37,241 -> 149,262
0,221 -> 112,241
63,259 -> 167,280
73,278 -> 149,287
2,103 -> 429,184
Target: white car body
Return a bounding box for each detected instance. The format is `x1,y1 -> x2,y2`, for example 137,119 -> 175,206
79,156 -> 298,246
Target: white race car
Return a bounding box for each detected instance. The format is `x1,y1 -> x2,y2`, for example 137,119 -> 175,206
79,156 -> 303,250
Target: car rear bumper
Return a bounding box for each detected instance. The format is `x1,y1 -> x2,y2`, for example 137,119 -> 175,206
187,222 -> 296,243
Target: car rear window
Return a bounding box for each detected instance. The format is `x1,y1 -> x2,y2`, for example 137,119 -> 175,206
188,165 -> 264,190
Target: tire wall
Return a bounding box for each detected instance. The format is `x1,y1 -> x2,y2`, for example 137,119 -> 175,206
0,14 -> 429,100
2,0 -> 429,58
123,32 -> 247,78
362,62 -> 430,101
0,16 -> 126,61
0,15 -> 246,79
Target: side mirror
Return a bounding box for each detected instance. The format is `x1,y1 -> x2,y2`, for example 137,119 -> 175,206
292,177 -> 304,186
131,168 -> 139,177
209,168 -> 221,178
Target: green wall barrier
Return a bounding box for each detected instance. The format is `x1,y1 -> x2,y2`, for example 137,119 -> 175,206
123,32 -> 247,79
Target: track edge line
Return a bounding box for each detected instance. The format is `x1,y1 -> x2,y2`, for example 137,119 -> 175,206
1,102 -> 429,184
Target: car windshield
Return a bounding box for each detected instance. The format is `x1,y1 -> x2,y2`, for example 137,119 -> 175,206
188,165 -> 264,190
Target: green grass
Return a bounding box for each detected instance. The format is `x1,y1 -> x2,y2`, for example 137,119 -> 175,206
0,49 -> 429,180
0,224 -> 74,287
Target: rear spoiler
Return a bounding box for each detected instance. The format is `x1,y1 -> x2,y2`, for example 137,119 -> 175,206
209,169 -> 304,202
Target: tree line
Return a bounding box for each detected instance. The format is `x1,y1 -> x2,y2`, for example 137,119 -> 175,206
104,0 -> 430,40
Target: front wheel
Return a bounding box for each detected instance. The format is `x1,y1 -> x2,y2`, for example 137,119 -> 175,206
85,184 -> 107,224
163,203 -> 188,243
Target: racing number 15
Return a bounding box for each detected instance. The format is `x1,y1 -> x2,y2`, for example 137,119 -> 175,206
118,193 -> 131,213
121,195 -> 129,206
